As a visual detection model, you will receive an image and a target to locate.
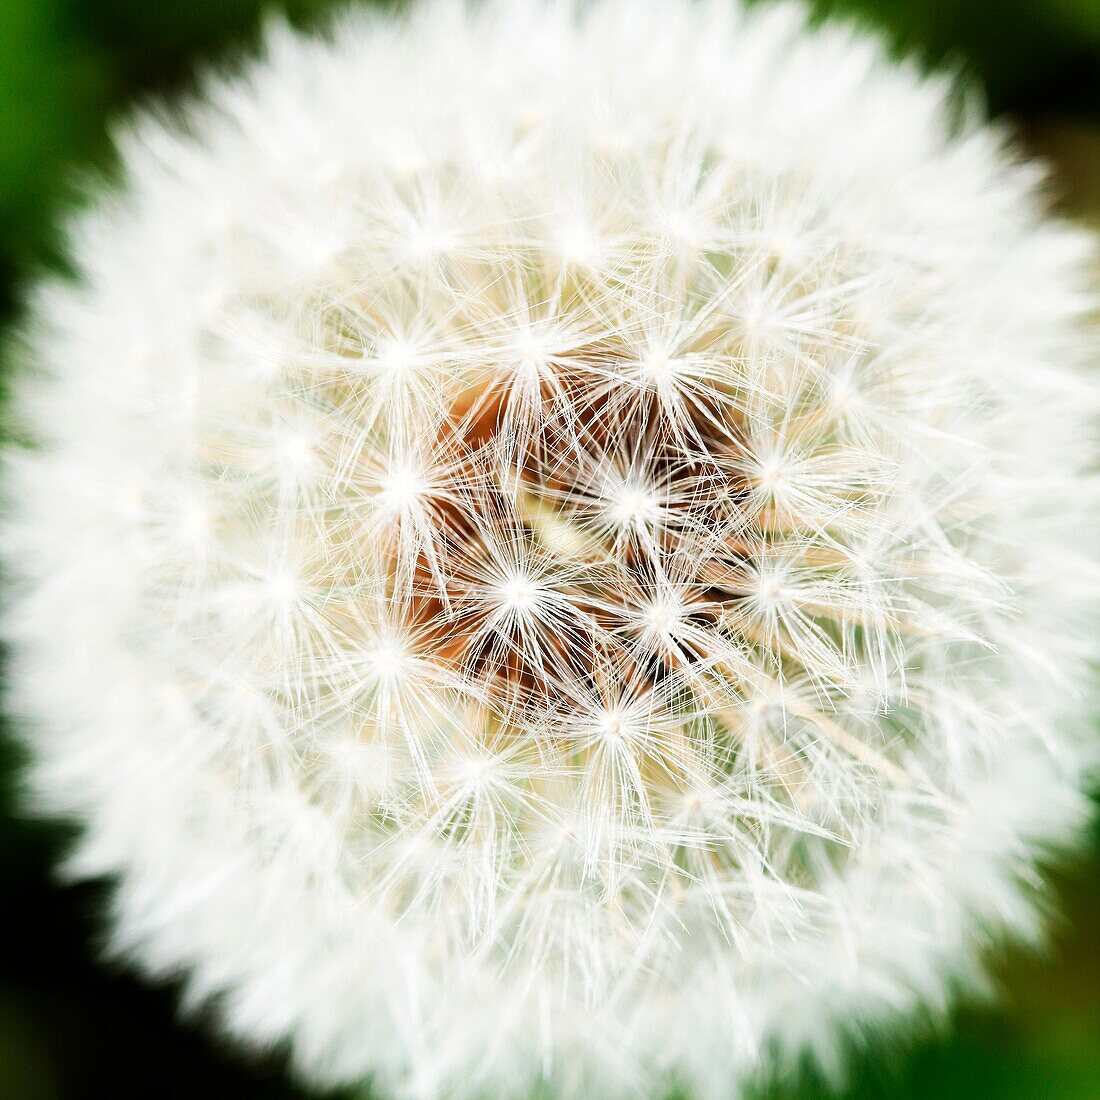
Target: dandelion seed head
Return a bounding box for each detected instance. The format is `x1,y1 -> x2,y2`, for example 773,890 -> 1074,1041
3,1 -> 1097,1098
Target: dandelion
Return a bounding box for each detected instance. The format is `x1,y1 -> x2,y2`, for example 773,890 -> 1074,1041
2,1 -> 1097,1097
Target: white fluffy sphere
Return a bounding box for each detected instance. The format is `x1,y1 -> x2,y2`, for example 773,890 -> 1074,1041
3,1 -> 1097,1097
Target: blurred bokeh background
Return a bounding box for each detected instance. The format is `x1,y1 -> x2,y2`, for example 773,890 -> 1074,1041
1,1 -> 1097,1096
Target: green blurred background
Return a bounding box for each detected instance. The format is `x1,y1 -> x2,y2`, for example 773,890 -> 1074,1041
0,1 -> 1097,1097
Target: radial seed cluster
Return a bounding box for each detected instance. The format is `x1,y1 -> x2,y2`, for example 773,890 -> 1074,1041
3,2 -> 1096,1098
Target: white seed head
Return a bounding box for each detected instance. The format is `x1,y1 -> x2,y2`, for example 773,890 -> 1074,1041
3,2 -> 1098,1098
